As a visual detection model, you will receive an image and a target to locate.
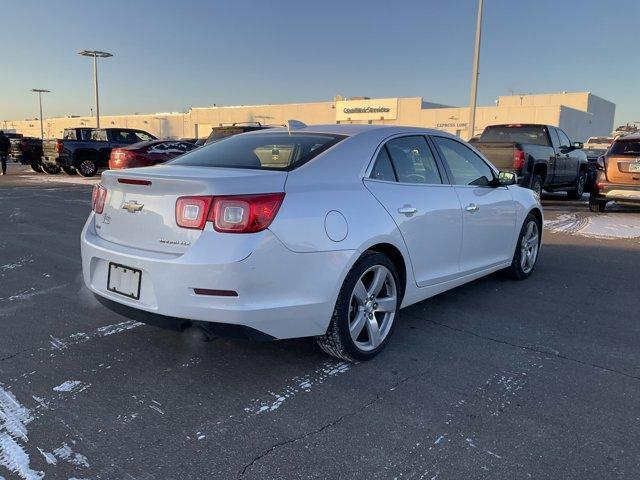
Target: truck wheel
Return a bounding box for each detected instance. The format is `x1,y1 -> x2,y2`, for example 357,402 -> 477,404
588,193 -> 607,213
30,162 -> 43,173
531,175 -> 543,198
41,163 -> 61,175
61,166 -> 77,175
77,158 -> 98,177
316,251 -> 400,362
503,213 -> 541,280
566,170 -> 586,200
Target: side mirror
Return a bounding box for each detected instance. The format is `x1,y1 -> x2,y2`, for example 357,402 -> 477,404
498,171 -> 518,186
572,142 -> 583,150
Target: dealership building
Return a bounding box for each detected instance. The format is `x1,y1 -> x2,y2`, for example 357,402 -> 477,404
3,91 -> 615,142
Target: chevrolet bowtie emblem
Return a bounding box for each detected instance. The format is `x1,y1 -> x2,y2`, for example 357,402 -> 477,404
122,200 -> 144,213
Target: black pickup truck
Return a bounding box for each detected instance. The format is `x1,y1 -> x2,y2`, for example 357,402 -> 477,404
473,124 -> 588,199
9,137 -> 44,171
42,127 -> 156,176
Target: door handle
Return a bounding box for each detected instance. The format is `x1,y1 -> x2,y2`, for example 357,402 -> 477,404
465,203 -> 479,213
397,205 -> 418,215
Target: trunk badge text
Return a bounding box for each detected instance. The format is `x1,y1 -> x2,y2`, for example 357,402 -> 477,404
159,238 -> 191,246
122,200 -> 144,213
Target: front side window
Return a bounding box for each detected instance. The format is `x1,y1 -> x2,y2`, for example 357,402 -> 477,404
557,129 -> 571,147
134,131 -> 154,142
170,132 -> 345,170
433,136 -> 494,186
384,136 -> 442,184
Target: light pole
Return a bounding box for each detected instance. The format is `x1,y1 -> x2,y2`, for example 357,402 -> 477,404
30,89 -> 50,139
78,50 -> 113,128
467,0 -> 484,139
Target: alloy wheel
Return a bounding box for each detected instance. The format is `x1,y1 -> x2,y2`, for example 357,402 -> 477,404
80,160 -> 96,176
520,221 -> 540,274
348,265 -> 397,352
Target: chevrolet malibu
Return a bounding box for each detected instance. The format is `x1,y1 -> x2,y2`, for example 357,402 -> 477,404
81,124 -> 542,361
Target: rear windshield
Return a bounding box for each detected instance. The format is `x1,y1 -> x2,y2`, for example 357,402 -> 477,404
170,132 -> 345,170
610,139 -> 640,156
480,125 -> 550,146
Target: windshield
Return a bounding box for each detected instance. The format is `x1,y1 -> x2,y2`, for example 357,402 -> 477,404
170,132 -> 346,170
610,139 -> 640,156
480,125 -> 550,146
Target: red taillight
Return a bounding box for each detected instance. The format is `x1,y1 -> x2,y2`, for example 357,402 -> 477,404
174,193 -> 285,233
210,193 -> 285,233
91,185 -> 107,214
513,149 -> 525,170
55,140 -> 63,154
19,139 -> 28,152
175,196 -> 214,230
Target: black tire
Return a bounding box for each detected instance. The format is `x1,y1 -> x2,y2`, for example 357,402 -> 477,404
531,174 -> 543,198
41,163 -> 61,175
30,162 -> 43,173
316,251 -> 401,362
61,166 -> 77,175
588,193 -> 607,213
566,170 -> 587,200
76,158 -> 98,177
503,213 -> 541,280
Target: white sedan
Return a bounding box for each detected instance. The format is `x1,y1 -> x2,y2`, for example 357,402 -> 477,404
81,124 -> 542,361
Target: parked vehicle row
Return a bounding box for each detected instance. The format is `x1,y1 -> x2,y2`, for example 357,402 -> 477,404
81,123 -> 542,361
9,136 -> 43,171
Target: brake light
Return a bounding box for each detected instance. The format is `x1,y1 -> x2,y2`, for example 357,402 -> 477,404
91,185 -> 107,214
118,178 -> 152,186
175,193 -> 285,232
175,196 -> 214,230
596,156 -> 605,171
55,139 -> 63,154
210,193 -> 285,233
513,149 -> 525,170
19,139 -> 28,152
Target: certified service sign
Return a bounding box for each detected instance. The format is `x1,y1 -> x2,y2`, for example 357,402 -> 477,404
336,98 -> 398,121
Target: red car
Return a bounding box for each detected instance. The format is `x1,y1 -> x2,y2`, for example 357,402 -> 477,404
109,140 -> 197,169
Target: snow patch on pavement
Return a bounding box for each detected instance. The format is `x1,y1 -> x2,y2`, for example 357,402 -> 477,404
52,381 -> 91,395
0,384 -> 42,480
52,442 -> 90,468
48,320 -> 143,352
545,213 -> 640,239
244,361 -> 351,415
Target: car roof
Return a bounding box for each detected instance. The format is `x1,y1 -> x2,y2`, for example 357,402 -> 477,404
257,123 -> 453,139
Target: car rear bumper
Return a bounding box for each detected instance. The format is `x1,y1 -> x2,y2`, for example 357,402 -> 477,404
81,214 -> 354,340
592,180 -> 640,203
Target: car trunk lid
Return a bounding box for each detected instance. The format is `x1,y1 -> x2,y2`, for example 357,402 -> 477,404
606,155 -> 640,186
95,165 -> 287,254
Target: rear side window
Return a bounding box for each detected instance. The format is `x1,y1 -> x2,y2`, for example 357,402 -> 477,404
370,147 -> 396,181
610,139 -> 640,156
385,136 -> 442,184
480,125 -> 550,146
63,130 -> 77,140
170,132 -> 345,170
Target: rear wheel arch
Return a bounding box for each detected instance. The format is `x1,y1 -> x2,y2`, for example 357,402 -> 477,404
532,162 -> 547,184
365,243 -> 407,300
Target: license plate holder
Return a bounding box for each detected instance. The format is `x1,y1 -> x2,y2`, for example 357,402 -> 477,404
107,263 -> 142,300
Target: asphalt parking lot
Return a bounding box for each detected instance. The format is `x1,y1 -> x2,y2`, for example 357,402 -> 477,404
1,162 -> 639,480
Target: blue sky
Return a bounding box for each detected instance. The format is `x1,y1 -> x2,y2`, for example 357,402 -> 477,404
2,0 -> 638,127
